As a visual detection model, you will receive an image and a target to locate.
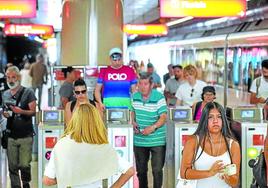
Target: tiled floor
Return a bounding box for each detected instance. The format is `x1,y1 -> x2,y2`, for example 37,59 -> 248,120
1,151 -> 38,188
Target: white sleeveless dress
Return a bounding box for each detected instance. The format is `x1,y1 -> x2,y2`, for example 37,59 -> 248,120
194,140 -> 233,188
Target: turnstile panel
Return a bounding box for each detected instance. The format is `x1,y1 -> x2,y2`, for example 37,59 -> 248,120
38,125 -> 64,188
174,123 -> 198,182
242,123 -> 267,188
107,124 -> 133,188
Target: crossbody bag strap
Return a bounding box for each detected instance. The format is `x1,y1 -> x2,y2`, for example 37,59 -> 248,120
11,87 -> 25,119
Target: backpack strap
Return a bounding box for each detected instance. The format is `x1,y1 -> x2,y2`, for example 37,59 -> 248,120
256,77 -> 261,96
70,100 -> 76,113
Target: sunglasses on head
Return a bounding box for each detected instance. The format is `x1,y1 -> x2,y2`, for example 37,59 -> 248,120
111,53 -> 122,61
74,90 -> 87,95
190,88 -> 194,97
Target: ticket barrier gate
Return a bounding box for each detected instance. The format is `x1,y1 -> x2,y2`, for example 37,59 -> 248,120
37,110 -> 64,188
227,106 -> 267,188
169,107 -> 198,186
105,109 -> 133,188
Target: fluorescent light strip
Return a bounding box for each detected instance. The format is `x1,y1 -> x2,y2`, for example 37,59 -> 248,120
166,16 -> 193,27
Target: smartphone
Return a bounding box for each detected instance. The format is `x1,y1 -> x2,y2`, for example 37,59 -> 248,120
224,164 -> 236,176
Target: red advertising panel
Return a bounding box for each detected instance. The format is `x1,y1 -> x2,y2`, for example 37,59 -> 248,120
160,0 -> 246,18
253,135 -> 264,146
54,69 -> 65,81
45,137 -> 57,149
182,135 -> 190,146
0,0 -> 36,18
4,24 -> 54,36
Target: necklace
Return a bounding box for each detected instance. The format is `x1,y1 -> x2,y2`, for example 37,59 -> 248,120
209,134 -> 222,156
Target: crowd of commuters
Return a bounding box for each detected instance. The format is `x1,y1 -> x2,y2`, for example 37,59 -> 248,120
2,47 -> 268,188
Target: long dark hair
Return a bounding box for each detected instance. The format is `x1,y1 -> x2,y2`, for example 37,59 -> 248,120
193,102 -> 235,163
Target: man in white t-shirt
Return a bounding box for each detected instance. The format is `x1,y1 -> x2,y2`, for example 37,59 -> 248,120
250,59 -> 268,105
176,65 -> 207,107
249,59 -> 268,178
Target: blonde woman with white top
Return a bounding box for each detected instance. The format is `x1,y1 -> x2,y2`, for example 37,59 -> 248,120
180,102 -> 240,188
43,103 -> 134,188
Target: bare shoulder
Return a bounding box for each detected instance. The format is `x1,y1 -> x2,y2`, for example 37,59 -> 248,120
184,135 -> 198,148
230,139 -> 240,151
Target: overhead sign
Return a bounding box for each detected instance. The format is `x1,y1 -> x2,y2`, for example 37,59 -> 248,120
123,24 -> 168,36
0,0 -> 36,18
4,24 -> 54,36
160,0 -> 246,17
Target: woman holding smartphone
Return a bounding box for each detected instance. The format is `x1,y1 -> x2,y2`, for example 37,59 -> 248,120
180,102 -> 241,188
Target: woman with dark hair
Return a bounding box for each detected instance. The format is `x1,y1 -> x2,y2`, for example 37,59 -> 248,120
180,102 -> 240,188
192,86 -> 216,121
65,78 -> 102,124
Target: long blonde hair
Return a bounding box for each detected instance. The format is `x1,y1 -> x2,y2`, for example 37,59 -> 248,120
63,103 -> 108,144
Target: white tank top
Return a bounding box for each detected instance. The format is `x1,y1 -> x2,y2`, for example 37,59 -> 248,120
194,140 -> 233,188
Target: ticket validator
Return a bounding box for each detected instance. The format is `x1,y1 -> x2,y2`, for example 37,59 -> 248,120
105,109 -> 133,188
37,110 -> 64,188
227,106 -> 266,188
171,107 -> 198,186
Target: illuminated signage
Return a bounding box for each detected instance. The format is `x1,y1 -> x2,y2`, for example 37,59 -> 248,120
160,0 -> 246,17
0,0 -> 36,18
123,24 -> 168,36
4,24 -> 54,36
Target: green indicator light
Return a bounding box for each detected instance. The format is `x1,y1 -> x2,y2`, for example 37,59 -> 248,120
247,147 -> 258,159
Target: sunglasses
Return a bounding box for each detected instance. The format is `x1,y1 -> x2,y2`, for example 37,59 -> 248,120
74,90 -> 87,95
190,88 -> 194,97
111,53 -> 122,61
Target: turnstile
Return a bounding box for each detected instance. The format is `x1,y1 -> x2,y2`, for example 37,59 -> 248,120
105,109 -> 133,188
166,107 -> 198,187
227,106 -> 267,188
37,110 -> 64,188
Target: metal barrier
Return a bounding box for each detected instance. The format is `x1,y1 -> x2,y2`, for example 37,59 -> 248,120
37,110 -> 64,188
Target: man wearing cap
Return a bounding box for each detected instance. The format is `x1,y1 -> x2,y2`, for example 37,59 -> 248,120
95,47 -> 137,110
146,62 -> 161,89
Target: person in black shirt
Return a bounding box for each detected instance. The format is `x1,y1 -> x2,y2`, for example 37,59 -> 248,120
2,66 -> 36,188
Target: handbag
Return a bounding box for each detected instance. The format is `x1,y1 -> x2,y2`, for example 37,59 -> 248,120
249,150 -> 268,188
1,129 -> 10,149
176,135 -> 199,188
176,171 -> 197,188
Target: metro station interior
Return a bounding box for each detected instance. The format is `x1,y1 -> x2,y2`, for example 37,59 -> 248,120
1,0 -> 268,188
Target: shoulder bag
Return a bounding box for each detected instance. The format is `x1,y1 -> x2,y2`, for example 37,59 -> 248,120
249,149 -> 267,188
176,135 -> 199,188
1,87 -> 25,149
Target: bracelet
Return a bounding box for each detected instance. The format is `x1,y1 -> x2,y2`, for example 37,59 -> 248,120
185,167 -> 190,179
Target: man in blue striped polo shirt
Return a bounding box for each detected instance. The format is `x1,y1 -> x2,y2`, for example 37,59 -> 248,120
130,73 -> 167,188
